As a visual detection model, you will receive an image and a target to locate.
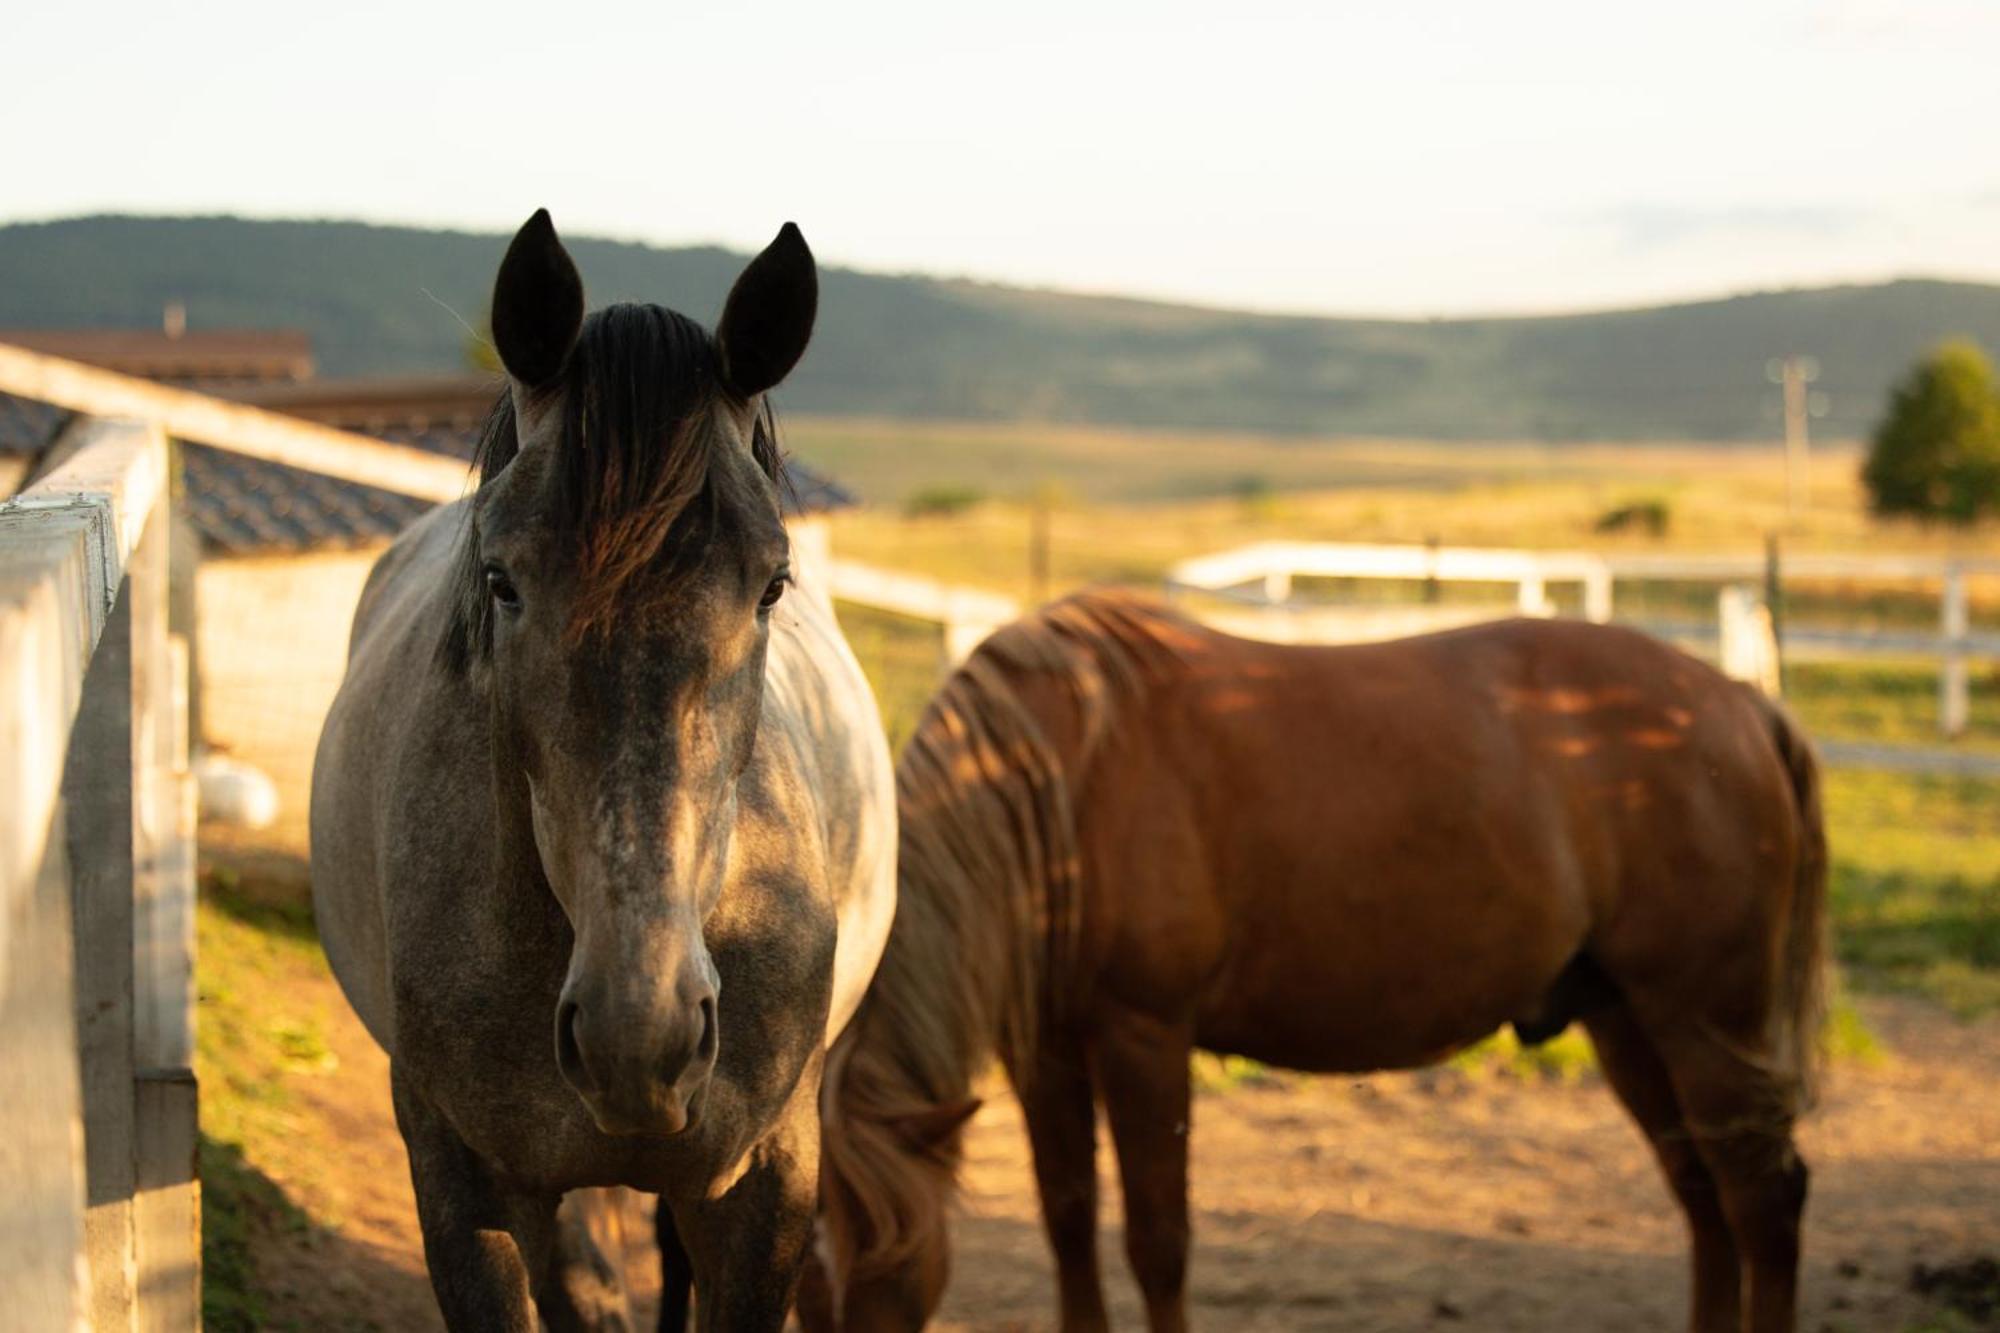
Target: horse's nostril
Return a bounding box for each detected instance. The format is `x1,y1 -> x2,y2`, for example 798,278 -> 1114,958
696,995 -> 718,1063
556,999 -> 587,1088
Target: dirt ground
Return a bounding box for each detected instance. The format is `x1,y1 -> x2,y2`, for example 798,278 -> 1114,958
237,962 -> 1998,1331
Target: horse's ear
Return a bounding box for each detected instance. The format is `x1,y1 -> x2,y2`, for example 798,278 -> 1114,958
887,1097 -> 981,1152
717,222 -> 816,399
491,209 -> 584,389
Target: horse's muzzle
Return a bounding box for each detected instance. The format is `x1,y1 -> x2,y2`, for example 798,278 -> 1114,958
555,984 -> 719,1137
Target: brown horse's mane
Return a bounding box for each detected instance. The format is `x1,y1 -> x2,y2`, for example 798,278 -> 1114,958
437,302 -> 786,673
821,590 -> 1192,1278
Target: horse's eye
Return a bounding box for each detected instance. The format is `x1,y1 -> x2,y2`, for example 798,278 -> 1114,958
485,565 -> 522,611
759,574 -> 789,611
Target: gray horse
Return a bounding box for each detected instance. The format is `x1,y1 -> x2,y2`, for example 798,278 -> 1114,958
310,211 -> 896,1330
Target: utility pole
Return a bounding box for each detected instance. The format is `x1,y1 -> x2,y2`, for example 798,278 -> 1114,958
1028,483 -> 1052,605
1766,355 -> 1820,522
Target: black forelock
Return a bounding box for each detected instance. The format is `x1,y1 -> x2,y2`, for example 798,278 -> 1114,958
437,303 -> 789,674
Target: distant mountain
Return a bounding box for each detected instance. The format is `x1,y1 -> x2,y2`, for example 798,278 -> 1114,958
5,214 -> 1999,441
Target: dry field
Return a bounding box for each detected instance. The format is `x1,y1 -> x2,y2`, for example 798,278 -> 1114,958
196,868 -> 1999,1332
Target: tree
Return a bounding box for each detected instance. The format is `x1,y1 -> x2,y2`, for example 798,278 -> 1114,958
1863,339 -> 2000,524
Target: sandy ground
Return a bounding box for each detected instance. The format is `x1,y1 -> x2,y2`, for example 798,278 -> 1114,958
237,966 -> 1998,1331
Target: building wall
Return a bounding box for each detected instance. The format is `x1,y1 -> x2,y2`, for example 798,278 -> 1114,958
196,546 -> 385,853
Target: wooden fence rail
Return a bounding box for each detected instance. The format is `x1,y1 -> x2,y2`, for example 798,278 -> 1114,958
0,417 -> 198,1330
0,341 -> 471,504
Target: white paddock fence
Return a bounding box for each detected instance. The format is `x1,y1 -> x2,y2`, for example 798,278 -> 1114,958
1168,540 -> 2000,770
0,416 -> 199,1330
824,558 -> 1021,667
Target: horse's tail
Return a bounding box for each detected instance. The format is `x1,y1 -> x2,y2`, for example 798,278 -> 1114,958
1760,691 -> 1831,1112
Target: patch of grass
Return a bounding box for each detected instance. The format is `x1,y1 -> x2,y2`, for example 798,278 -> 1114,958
1790,662 -> 2000,754
1824,993 -> 1888,1066
903,484 -> 987,519
1899,1317 -> 1984,1333
1192,1053 -> 1288,1093
1825,770 -> 2000,1016
1909,1256 -> 2000,1328
201,1133 -> 309,1332
834,600 -> 948,753
1447,1025 -> 1600,1084
197,869 -> 340,1319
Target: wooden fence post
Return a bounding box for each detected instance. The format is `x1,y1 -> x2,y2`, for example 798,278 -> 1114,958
1719,585 -> 1782,696
1583,563 -> 1614,624
0,512 -> 99,1332
1942,562 -> 1969,738
131,519 -> 199,1331
1516,570 -> 1549,616
2,417 -> 182,1329
1763,534 -> 1786,697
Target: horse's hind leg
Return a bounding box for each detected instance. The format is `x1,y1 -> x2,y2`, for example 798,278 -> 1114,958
536,1189 -> 636,1332
1585,1006 -> 1740,1333
1651,1027 -> 1809,1333
1096,1007 -> 1194,1333
1015,1039 -> 1111,1332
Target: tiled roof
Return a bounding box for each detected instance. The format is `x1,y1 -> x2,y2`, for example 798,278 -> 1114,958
781,458 -> 856,515
0,390 -> 71,453
182,419 -> 854,555
180,442 -> 438,554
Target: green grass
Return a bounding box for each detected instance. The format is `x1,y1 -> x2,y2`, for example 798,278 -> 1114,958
1826,769 -> 2000,1017
834,600 -> 949,754
195,870 -> 336,1329
200,1134 -> 308,1333
1448,1025 -> 1601,1083
1790,662 -> 2000,754
1192,1053 -> 1291,1093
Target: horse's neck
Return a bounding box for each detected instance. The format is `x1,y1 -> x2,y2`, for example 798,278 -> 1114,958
880,777 -> 1070,1101
765,593 -> 898,1044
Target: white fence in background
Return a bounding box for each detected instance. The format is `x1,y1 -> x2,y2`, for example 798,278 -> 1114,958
1169,540 -> 1616,622
1167,540 -> 2000,747
826,558 -> 1020,666
0,416 -> 199,1330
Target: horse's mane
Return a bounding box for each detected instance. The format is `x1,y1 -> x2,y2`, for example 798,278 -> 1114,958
821,590 -> 1195,1278
437,302 -> 785,673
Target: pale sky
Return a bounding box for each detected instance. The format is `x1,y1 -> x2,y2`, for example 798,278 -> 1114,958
7,0 -> 1999,317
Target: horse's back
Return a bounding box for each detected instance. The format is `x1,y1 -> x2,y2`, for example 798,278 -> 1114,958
1037,601 -> 1798,1067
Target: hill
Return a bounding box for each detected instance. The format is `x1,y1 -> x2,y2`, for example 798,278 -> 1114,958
5,214 -> 2000,441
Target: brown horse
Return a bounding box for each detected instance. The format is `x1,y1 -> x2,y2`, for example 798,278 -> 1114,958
807,590 -> 1826,1333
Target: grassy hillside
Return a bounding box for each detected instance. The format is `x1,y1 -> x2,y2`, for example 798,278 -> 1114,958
6,215 -> 2000,441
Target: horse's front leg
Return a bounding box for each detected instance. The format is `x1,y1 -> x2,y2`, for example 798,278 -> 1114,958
1096,1005 -> 1196,1333
392,1066 -> 542,1330
669,1085 -> 821,1332
1015,1037 -> 1110,1332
